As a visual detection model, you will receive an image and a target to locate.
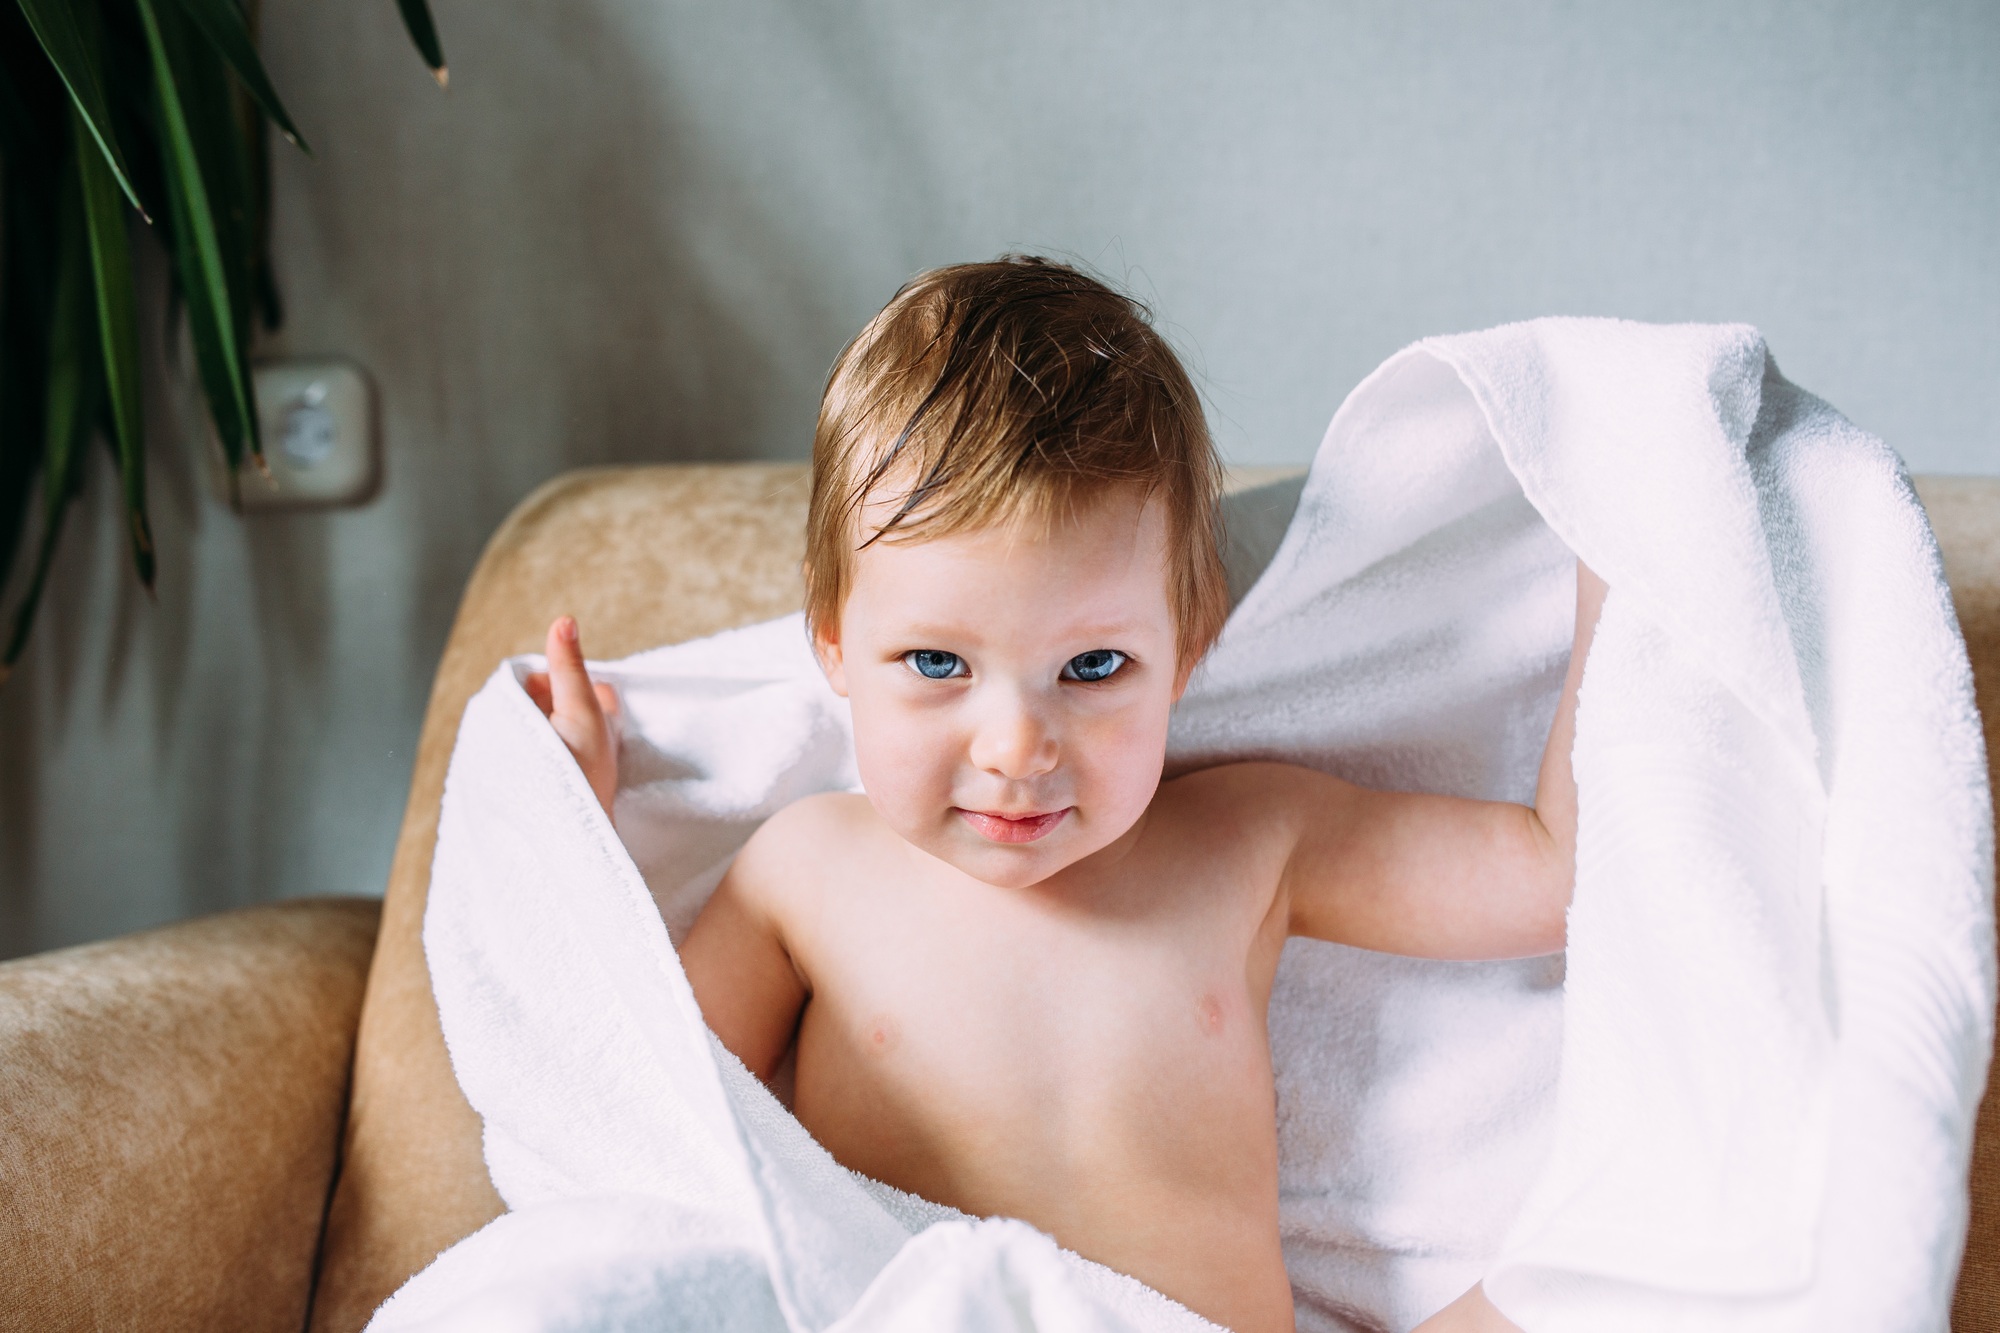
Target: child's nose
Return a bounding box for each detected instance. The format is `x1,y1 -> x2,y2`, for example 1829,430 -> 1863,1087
968,693 -> 1058,780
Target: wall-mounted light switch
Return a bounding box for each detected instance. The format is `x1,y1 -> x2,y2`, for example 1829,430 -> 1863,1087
221,360 -> 379,510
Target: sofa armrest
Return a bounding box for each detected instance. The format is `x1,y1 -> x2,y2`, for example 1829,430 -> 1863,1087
0,898 -> 379,1333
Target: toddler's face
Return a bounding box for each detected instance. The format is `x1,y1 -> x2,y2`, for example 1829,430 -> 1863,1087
818,487 -> 1187,891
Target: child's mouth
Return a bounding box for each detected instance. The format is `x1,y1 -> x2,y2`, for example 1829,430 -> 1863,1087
956,808 -> 1069,843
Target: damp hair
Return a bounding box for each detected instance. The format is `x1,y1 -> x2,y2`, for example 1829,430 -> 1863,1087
803,255 -> 1228,671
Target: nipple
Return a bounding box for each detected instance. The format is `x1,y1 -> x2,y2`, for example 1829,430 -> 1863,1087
1197,992 -> 1226,1036
866,1014 -> 902,1055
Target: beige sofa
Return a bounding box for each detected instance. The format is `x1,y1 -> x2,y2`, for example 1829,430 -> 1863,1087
4,464 -> 1997,1331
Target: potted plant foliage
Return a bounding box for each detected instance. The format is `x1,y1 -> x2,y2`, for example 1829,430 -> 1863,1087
0,0 -> 444,676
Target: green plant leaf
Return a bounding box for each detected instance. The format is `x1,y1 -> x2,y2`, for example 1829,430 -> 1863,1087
195,35 -> 265,462
174,18 -> 258,353
4,157 -> 100,670
135,0 -> 256,471
0,10 -> 63,602
248,107 -> 283,329
394,0 -> 447,86
74,105 -> 153,588
170,0 -> 310,154
13,0 -> 148,217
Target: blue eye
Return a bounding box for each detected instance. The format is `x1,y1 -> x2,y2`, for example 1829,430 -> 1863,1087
904,650 -> 967,680
1061,650 -> 1127,683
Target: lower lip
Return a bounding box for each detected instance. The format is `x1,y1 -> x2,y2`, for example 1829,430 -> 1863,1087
956,808 -> 1069,844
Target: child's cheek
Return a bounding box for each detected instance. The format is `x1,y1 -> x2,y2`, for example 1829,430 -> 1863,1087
850,691 -> 958,825
1071,697 -> 1171,824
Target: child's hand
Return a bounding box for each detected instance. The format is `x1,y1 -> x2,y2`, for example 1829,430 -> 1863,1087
524,616 -> 622,817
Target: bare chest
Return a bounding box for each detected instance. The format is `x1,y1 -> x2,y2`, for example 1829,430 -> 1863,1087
787,881 -> 1281,1225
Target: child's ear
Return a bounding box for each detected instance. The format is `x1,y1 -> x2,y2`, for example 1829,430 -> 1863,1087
813,625 -> 850,698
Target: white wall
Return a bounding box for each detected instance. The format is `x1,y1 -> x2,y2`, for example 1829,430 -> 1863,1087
4,0 -> 1996,955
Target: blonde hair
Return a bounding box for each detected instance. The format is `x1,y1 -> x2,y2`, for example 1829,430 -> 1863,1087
804,257 -> 1227,670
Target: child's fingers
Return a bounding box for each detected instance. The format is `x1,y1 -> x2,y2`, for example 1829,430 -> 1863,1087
545,616 -> 603,724
524,672 -> 554,716
593,680 -> 622,723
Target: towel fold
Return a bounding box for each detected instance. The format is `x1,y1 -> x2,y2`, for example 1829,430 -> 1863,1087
377,318 -> 1991,1333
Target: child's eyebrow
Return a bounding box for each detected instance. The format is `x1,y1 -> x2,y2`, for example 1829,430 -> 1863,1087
889,617 -> 1155,645
889,621 -> 981,643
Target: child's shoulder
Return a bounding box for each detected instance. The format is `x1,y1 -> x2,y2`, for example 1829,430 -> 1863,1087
728,791 -> 882,890
746,789 -> 874,851
1159,758 -> 1349,811
1153,760 -> 1366,856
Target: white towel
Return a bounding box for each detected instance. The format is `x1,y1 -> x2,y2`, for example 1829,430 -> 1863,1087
375,318 -> 1991,1333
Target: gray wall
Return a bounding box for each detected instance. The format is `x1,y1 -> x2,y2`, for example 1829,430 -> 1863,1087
4,0 -> 1996,955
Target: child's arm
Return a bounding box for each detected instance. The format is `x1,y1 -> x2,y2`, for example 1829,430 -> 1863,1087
1277,561 -> 1607,960
678,845 -> 809,1080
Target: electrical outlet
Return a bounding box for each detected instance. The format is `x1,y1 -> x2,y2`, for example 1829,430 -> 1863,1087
221,360 -> 379,510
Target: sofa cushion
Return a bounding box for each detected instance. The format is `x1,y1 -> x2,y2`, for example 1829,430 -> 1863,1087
0,898 -> 378,1333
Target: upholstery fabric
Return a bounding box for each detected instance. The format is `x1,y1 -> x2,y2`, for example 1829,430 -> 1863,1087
308,465 -> 2000,1331
0,898 -> 379,1333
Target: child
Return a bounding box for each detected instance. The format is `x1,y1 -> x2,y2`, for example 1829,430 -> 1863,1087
527,258 -> 1604,1333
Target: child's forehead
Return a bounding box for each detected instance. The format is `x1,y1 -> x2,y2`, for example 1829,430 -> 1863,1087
845,491 -> 1174,624
853,496 -> 1169,588
850,470 -> 1163,549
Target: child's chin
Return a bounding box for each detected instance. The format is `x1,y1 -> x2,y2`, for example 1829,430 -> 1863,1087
935,835 -> 1078,891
